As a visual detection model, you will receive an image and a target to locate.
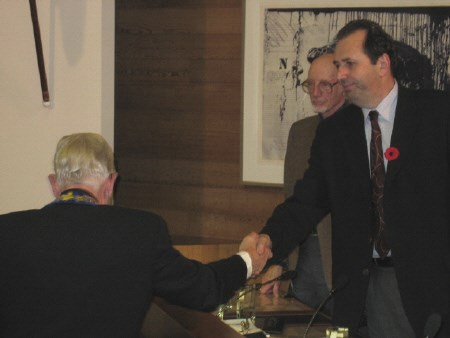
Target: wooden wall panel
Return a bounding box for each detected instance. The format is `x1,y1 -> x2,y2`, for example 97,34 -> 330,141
115,0 -> 284,243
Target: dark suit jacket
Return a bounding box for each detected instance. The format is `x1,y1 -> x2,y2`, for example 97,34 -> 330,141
0,203 -> 246,337
284,115 -> 332,289
262,87 -> 450,336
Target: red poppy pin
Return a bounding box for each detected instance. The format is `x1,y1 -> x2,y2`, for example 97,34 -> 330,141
384,147 -> 399,161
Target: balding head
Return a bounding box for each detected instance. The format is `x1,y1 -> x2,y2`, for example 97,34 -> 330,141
303,53 -> 345,118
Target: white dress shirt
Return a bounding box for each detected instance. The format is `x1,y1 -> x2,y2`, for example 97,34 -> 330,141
362,81 -> 398,258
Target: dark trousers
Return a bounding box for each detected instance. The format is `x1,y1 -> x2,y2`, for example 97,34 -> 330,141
363,265 -> 415,338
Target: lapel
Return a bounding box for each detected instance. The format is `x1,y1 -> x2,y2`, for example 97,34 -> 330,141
385,87 -> 421,185
335,105 -> 370,178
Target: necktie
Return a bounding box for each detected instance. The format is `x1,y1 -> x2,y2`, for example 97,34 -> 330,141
369,110 -> 389,258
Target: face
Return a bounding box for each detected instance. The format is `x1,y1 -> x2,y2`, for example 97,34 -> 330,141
333,30 -> 385,108
305,54 -> 345,119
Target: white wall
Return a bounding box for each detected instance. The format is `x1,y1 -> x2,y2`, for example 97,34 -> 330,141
0,0 -> 115,213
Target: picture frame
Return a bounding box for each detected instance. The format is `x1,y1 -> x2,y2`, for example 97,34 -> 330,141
241,0 -> 450,185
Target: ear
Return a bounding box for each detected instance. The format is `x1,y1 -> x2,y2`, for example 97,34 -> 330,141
108,173 -> 118,192
102,173 -> 118,203
378,53 -> 391,76
48,174 -> 61,198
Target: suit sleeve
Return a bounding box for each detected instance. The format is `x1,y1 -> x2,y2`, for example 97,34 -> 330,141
261,122 -> 330,264
150,216 -> 247,312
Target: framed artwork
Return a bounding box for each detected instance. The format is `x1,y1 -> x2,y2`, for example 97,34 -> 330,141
242,0 -> 450,185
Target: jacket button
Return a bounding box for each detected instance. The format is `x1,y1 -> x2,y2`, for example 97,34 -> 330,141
362,268 -> 370,276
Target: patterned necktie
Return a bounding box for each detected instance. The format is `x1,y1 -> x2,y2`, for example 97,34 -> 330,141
369,110 -> 389,258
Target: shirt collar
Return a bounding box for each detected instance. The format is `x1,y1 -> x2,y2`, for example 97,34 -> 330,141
362,81 -> 398,123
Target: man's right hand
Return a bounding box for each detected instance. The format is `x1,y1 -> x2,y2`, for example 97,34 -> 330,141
256,233 -> 272,256
239,232 -> 272,277
259,264 -> 283,297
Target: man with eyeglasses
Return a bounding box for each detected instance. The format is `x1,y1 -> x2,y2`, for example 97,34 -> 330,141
256,19 -> 450,337
260,52 -> 345,315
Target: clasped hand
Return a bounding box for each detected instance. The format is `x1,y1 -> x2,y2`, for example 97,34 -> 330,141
254,234 -> 283,296
239,232 -> 273,278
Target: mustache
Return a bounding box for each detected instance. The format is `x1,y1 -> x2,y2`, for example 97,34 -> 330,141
311,100 -> 327,105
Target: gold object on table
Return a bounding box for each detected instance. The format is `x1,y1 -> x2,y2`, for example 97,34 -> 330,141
326,327 -> 349,338
215,285 -> 255,320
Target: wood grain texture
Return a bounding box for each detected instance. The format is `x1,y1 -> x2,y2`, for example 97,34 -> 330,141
115,1 -> 284,251
174,244 -> 240,264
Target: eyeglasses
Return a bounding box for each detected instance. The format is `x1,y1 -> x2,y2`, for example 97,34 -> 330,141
301,80 -> 339,94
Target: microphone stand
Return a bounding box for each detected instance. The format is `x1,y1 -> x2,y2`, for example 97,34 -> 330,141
252,270 -> 298,291
302,288 -> 336,338
303,275 -> 350,338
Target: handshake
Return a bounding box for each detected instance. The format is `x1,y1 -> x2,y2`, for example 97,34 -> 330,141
238,232 -> 273,278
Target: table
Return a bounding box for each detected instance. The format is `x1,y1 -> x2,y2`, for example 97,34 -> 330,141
141,292 -> 335,337
141,297 -> 243,337
221,289 -> 332,337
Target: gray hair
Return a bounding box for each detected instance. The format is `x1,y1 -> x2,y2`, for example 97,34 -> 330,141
53,133 -> 116,189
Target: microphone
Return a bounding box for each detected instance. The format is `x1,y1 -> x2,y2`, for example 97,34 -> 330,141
223,270 -> 299,317
303,275 -> 350,338
424,312 -> 441,338
253,270 -> 298,291
234,270 -> 298,303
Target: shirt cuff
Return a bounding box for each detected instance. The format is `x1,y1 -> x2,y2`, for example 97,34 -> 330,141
237,251 -> 252,279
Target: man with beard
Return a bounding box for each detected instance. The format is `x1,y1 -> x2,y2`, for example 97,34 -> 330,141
255,20 -> 449,337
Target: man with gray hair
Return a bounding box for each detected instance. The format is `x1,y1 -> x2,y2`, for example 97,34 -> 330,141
256,19 -> 449,337
0,132 -> 271,337
260,52 -> 345,316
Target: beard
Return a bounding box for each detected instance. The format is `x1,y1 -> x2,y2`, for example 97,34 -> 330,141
344,89 -> 370,108
311,102 -> 328,114
341,79 -> 374,108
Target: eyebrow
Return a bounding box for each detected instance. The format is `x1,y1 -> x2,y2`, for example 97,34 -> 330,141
334,57 -> 354,64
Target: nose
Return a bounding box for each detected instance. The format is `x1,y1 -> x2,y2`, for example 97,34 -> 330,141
337,67 -> 347,81
311,84 -> 322,96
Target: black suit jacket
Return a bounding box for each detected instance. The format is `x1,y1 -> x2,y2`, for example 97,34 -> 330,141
0,203 -> 246,337
262,87 -> 450,336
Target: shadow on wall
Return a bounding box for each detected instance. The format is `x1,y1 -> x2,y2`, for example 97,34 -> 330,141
56,0 -> 86,65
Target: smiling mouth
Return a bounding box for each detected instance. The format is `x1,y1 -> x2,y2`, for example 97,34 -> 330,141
341,82 -> 355,91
